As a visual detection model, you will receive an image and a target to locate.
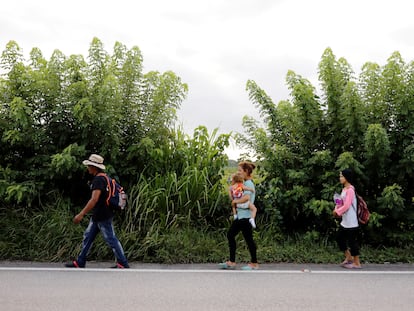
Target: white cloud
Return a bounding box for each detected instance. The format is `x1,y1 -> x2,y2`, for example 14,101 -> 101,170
1,0 -> 414,159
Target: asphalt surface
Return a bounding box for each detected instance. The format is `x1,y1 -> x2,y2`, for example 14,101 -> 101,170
1,260 -> 413,271
1,261 -> 414,311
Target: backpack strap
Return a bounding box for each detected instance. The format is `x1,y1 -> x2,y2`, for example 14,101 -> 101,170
97,172 -> 112,207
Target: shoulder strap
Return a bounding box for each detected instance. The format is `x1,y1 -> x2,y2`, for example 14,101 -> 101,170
96,173 -> 111,206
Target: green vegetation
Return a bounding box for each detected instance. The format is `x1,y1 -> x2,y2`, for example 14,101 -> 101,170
237,48 -> 414,247
0,40 -> 413,264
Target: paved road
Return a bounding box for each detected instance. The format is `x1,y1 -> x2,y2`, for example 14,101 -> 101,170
1,262 -> 414,311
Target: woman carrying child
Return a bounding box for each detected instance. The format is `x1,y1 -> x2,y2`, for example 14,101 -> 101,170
229,173 -> 257,228
219,161 -> 258,270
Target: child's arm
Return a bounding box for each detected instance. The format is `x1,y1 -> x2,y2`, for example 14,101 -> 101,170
242,185 -> 255,193
232,193 -> 250,205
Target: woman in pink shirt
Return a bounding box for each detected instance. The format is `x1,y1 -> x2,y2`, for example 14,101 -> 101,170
333,169 -> 362,269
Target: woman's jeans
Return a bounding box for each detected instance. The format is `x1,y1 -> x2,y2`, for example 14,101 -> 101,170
77,218 -> 129,267
227,218 -> 257,263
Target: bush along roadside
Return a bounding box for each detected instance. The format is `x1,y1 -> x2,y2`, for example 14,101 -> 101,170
1,203 -> 414,264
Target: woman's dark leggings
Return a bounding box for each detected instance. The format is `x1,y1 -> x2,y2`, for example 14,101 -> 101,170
336,226 -> 360,256
227,218 -> 257,263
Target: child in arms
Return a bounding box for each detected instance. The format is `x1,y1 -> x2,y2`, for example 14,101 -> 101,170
229,173 -> 257,228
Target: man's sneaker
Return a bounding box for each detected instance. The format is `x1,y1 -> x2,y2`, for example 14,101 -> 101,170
110,262 -> 130,269
65,260 -> 84,268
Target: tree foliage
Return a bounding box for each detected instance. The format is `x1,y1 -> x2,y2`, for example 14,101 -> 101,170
0,38 -> 234,261
0,38 -> 230,212
2,39 -> 414,261
239,48 -> 414,245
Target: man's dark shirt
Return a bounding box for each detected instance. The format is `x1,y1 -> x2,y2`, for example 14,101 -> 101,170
90,175 -> 114,221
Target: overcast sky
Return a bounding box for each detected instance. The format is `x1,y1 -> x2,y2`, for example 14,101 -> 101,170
2,0 -> 414,158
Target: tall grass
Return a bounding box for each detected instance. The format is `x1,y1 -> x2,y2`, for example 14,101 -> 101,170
2,168 -> 414,264
2,197 -> 414,263
118,166 -> 228,260
0,195 -> 84,261
124,166 -> 226,233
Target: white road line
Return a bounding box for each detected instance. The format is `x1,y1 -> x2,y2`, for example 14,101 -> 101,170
0,267 -> 413,274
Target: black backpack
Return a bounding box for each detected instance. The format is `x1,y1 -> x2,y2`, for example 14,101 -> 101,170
98,173 -> 127,211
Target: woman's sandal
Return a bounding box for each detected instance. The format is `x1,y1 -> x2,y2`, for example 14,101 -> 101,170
343,263 -> 362,269
218,261 -> 236,270
241,263 -> 259,270
340,260 -> 353,267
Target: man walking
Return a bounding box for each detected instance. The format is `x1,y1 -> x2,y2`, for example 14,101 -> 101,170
65,154 -> 129,268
